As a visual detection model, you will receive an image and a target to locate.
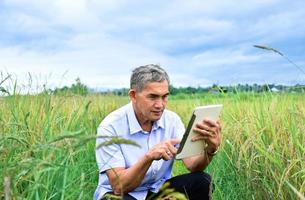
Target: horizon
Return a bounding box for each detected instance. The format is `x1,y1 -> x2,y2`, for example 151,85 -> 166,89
1,72 -> 304,95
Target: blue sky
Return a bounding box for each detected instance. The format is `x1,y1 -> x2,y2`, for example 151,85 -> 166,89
0,0 -> 305,91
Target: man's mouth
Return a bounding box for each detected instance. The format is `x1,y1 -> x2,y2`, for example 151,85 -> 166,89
152,110 -> 163,115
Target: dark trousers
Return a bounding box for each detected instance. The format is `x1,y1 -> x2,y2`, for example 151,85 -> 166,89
101,172 -> 213,200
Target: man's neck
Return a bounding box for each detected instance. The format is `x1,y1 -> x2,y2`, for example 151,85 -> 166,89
140,120 -> 153,132
134,113 -> 153,132
132,105 -> 153,132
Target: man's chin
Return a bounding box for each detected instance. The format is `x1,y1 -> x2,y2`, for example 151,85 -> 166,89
152,116 -> 161,121
151,112 -> 163,120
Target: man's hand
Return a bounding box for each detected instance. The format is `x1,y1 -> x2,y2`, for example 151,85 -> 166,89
192,119 -> 222,155
145,139 -> 181,161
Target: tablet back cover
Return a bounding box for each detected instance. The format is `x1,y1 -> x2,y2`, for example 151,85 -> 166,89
176,104 -> 223,159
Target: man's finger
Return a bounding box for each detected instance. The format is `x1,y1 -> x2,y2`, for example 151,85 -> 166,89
162,151 -> 171,160
169,139 -> 181,145
191,135 -> 208,142
168,144 -> 177,154
203,118 -> 218,127
193,127 -> 211,136
196,123 -> 214,132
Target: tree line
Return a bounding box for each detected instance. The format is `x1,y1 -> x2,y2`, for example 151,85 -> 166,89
1,76 -> 304,96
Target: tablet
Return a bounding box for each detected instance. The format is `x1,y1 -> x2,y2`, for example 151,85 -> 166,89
176,104 -> 223,159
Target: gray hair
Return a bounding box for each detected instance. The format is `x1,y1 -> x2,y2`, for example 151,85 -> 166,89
130,64 -> 170,92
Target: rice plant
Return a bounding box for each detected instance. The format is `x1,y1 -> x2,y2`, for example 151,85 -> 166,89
0,89 -> 304,199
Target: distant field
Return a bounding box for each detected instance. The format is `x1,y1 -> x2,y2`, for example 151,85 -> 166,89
0,93 -> 304,199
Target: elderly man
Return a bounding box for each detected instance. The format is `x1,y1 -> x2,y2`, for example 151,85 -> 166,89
94,64 -> 221,200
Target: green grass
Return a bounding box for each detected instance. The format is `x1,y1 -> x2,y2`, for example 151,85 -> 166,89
0,92 -> 304,199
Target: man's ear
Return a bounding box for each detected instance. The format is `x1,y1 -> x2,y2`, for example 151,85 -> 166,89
129,89 -> 136,102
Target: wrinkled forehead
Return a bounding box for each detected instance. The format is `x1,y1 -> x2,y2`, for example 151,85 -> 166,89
141,80 -> 169,93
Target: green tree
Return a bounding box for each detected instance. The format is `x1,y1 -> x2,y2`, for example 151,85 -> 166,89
53,78 -> 88,95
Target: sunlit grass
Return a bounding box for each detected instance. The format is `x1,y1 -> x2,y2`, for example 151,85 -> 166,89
173,92 -> 305,199
0,92 -> 304,199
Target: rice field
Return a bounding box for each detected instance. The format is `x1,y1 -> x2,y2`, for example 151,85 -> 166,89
0,92 -> 304,199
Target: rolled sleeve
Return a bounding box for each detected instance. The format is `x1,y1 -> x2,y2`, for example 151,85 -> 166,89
96,126 -> 126,173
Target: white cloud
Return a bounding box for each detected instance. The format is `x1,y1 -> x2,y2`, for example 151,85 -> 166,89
0,31 -> 173,89
1,0 -> 305,91
192,47 -> 260,67
171,73 -> 211,87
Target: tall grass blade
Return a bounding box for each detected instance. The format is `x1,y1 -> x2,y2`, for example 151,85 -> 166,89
285,181 -> 305,200
254,44 -> 305,74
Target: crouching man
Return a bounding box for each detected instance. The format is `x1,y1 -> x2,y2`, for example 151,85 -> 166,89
94,64 -> 221,200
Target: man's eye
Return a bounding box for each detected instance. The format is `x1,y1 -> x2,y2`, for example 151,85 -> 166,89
149,96 -> 158,100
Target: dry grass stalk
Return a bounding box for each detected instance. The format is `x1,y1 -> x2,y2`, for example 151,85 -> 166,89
4,176 -> 10,200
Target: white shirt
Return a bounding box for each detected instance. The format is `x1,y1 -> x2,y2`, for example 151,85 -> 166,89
94,103 -> 185,200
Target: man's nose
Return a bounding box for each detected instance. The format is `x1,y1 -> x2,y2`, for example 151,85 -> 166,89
154,98 -> 164,108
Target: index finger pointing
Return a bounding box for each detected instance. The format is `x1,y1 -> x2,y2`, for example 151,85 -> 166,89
169,139 -> 181,145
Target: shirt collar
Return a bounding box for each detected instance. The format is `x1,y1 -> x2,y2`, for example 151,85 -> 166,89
127,103 -> 165,135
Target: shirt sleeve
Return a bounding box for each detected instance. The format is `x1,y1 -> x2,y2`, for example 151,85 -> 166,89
96,125 -> 126,173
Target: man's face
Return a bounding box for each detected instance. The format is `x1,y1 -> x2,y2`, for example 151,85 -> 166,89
130,80 -> 169,123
